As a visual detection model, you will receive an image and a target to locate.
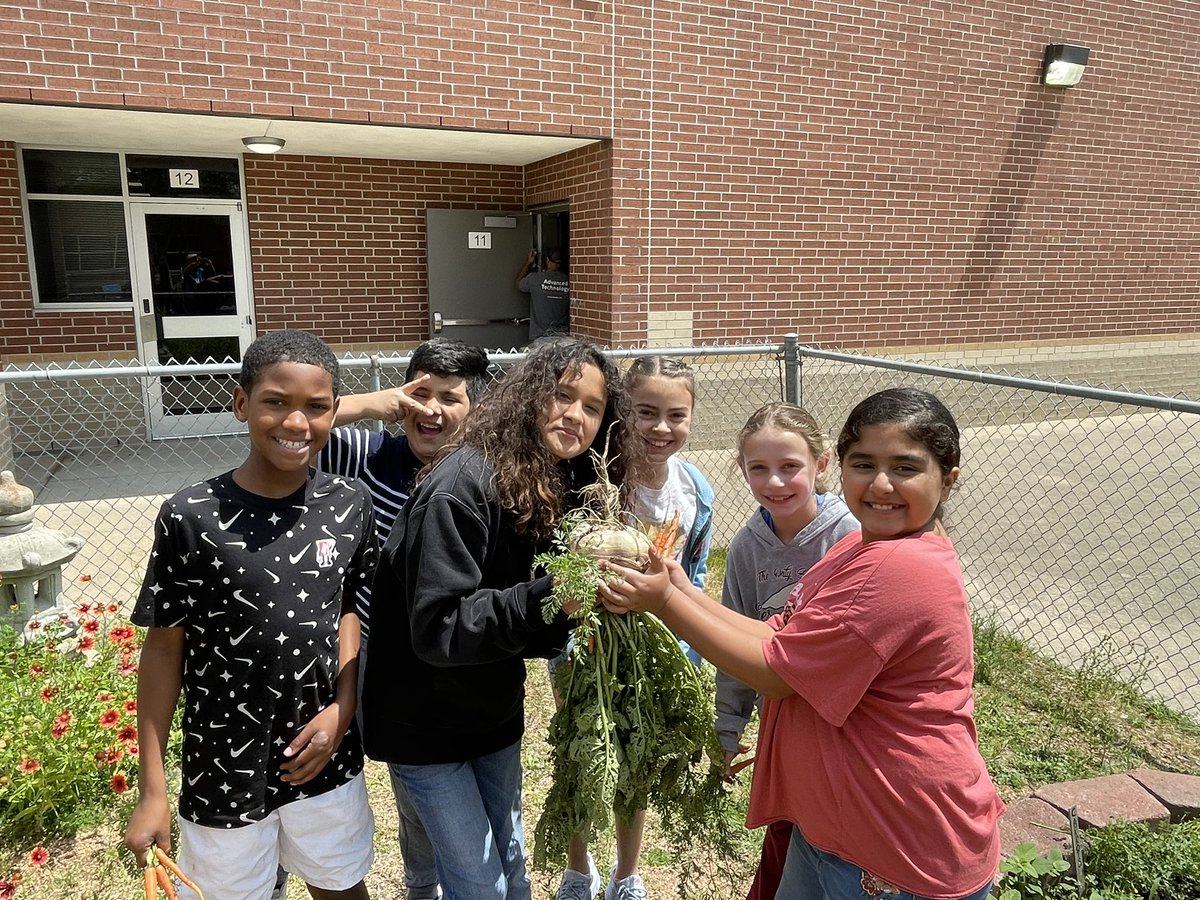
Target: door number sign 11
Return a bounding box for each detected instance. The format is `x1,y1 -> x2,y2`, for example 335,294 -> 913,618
468,231 -> 492,249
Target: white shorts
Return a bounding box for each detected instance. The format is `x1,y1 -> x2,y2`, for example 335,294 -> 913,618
174,773 -> 374,900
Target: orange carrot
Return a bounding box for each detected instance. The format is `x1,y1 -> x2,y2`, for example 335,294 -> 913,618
154,847 -> 205,900
144,862 -> 158,900
155,864 -> 180,900
652,512 -> 681,557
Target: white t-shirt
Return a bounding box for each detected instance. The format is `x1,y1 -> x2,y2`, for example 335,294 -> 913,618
631,456 -> 698,555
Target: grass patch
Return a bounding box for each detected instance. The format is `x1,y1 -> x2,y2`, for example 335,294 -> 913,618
974,620 -> 1200,798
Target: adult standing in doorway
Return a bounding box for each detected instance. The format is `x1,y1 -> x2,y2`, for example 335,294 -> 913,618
516,248 -> 570,342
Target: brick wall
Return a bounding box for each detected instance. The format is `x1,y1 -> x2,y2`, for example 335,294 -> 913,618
244,155 -> 525,346
3,1 -> 1200,352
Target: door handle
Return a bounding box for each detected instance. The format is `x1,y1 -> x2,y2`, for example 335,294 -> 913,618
142,298 -> 152,314
433,314 -> 529,330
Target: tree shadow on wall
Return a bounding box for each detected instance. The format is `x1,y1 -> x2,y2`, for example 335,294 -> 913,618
953,85 -> 1068,301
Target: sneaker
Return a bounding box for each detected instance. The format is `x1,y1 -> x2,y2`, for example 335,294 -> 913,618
269,884 -> 286,900
604,869 -> 647,900
407,887 -> 442,900
556,853 -> 601,900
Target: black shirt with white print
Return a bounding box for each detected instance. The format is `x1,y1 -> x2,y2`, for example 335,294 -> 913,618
132,470 -> 377,828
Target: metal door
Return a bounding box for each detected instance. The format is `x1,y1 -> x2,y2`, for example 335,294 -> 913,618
426,209 -> 534,349
130,202 -> 255,438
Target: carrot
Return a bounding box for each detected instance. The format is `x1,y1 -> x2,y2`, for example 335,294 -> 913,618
651,511 -> 681,557
155,864 -> 180,900
154,846 -> 206,900
144,862 -> 158,900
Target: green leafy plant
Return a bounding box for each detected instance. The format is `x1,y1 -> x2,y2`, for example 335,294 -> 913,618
0,600 -> 154,840
1082,820 -> 1200,900
998,842 -> 1073,900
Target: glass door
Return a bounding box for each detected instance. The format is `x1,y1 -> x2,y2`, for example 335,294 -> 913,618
130,202 -> 254,438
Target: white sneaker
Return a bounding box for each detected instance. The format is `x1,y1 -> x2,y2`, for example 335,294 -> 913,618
556,853 -> 601,900
604,868 -> 647,900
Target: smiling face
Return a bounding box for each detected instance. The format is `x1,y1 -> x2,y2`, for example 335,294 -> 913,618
631,374 -> 694,472
539,362 -> 607,461
232,361 -> 337,496
840,422 -> 959,543
403,371 -> 471,463
741,425 -> 828,536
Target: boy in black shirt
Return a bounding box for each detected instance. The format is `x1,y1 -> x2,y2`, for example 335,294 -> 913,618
126,330 -> 377,900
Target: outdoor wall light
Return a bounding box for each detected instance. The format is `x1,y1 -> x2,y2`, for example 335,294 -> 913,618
1042,43 -> 1090,87
241,135 -> 286,154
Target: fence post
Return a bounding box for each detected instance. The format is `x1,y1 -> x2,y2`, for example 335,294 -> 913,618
369,354 -> 383,432
783,333 -> 800,405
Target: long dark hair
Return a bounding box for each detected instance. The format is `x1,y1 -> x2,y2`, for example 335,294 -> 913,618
441,337 -> 642,540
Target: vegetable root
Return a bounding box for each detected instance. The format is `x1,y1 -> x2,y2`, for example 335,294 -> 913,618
142,845 -> 204,900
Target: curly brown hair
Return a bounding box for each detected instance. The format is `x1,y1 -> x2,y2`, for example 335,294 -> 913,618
439,337 -> 643,541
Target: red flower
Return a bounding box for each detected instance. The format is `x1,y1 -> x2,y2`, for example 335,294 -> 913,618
98,709 -> 120,728
128,743 -> 140,757
27,847 -> 49,867
81,618 -> 101,634
28,663 -> 44,679
117,725 -> 138,745
110,773 -> 129,794
51,720 -> 70,739
74,603 -> 92,616
54,710 -> 72,726
0,879 -> 15,899
78,574 -> 93,582
108,625 -> 136,645
76,636 -> 95,652
106,603 -> 120,614
39,687 -> 58,703
118,659 -> 138,677
25,619 -> 42,632
19,758 -> 41,773
124,699 -> 138,714
96,691 -> 114,703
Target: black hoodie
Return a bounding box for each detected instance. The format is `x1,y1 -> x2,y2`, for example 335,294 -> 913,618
362,445 -> 571,764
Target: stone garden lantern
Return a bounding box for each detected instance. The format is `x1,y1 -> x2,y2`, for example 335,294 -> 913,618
0,469 -> 83,632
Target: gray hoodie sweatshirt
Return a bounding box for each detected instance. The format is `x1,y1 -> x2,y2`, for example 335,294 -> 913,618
715,493 -> 859,752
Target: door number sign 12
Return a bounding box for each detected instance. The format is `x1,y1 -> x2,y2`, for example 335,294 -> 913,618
169,169 -> 200,189
467,231 -> 492,250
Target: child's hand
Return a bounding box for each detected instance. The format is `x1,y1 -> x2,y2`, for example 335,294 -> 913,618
723,742 -> 755,783
599,549 -> 673,615
373,375 -> 434,423
280,703 -> 345,785
125,794 -> 171,866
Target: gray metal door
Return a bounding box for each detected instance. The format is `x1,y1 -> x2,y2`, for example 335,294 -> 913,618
426,209 -> 534,350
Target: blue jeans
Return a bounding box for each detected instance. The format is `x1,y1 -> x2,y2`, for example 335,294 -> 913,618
360,645 -> 440,896
389,741 -> 531,900
776,826 -> 995,900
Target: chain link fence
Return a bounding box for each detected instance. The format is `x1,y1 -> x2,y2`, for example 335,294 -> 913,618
2,340 -> 1198,716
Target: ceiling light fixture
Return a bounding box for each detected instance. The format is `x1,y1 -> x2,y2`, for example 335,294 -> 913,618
241,134 -> 286,154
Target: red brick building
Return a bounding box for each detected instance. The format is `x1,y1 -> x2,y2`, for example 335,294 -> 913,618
1,0 -> 1198,365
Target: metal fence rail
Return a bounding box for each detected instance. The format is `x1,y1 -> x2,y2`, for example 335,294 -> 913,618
2,340 -> 1197,715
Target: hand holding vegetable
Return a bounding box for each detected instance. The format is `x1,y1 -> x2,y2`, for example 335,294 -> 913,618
724,742 -> 755,783
599,549 -> 674,615
280,702 -> 344,784
125,794 -> 172,867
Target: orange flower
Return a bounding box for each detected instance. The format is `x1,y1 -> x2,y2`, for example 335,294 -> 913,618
19,758 -> 41,773
117,725 -> 138,745
108,625 -> 136,645
110,773 -> 129,794
94,746 -> 124,767
81,619 -> 101,634
78,574 -> 93,582
106,603 -> 120,613
98,709 -> 120,728
39,687 -> 58,703
50,720 -> 70,739
124,699 -> 138,714
28,663 -> 44,678
27,847 -> 49,867
76,636 -> 95,652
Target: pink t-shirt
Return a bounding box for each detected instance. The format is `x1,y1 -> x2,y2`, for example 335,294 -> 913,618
747,531 -> 1003,898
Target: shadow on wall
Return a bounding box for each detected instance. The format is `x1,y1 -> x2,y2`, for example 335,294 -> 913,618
954,83 -> 1066,299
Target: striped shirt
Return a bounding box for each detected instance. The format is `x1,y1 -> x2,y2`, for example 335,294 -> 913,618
316,426 -> 423,637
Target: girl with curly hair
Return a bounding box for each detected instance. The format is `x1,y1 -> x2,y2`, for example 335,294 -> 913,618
362,336 -> 642,900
